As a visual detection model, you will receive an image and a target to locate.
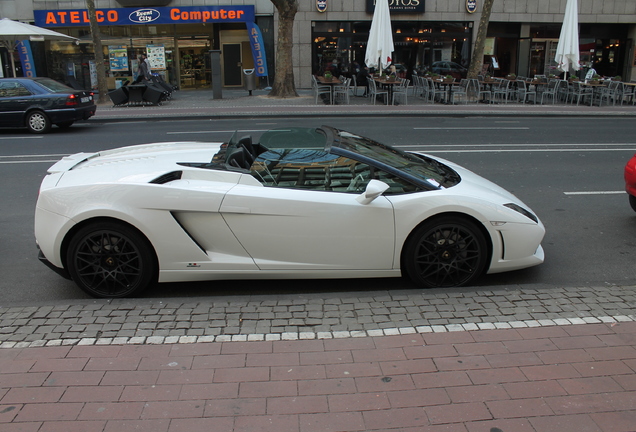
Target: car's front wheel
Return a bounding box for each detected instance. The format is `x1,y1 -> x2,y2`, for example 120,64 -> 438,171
66,221 -> 157,298
26,110 -> 51,134
404,216 -> 488,288
630,195 -> 636,213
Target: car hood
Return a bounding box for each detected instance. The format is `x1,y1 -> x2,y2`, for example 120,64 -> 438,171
418,153 -> 535,210
46,141 -> 224,187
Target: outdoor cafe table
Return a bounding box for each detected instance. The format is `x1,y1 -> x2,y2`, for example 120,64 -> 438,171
478,80 -> 497,103
431,79 -> 456,104
373,77 -> 401,105
315,76 -> 342,104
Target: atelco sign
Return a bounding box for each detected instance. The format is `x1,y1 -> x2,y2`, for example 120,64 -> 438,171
366,0 -> 425,14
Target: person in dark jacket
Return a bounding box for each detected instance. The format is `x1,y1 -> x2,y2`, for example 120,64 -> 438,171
133,54 -> 151,84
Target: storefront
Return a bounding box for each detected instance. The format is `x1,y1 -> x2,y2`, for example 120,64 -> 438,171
29,5 -> 273,90
312,20 -> 472,79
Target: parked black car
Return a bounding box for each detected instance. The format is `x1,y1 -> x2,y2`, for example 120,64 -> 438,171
431,61 -> 468,80
0,77 -> 96,133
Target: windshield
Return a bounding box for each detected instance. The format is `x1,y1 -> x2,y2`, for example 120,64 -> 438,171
333,129 -> 460,188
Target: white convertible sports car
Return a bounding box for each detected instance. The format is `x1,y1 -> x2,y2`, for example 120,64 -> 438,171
35,126 -> 545,298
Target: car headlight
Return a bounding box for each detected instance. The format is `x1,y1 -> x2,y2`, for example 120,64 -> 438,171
503,203 -> 538,223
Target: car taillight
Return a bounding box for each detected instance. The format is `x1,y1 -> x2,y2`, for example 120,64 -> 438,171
65,95 -> 79,106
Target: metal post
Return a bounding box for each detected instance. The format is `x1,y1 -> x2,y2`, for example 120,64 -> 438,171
209,49 -> 222,99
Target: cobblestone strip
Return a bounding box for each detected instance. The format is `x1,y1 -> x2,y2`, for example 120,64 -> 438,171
1,285 -> 634,348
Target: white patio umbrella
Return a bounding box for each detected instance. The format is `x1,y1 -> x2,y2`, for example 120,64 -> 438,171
555,0 -> 580,73
365,0 -> 394,70
0,18 -> 78,77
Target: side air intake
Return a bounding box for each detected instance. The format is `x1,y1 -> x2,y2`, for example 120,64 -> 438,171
150,171 -> 183,184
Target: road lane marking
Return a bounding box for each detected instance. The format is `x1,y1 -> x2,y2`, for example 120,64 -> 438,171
414,127 -> 529,130
564,191 -> 625,195
405,148 -> 636,153
167,129 -> 268,135
0,160 -> 58,164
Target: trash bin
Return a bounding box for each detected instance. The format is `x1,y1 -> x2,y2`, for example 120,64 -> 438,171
243,68 -> 256,95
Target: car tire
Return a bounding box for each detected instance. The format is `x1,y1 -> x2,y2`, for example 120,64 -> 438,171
26,110 -> 51,134
66,221 -> 157,298
403,216 -> 488,288
630,195 -> 636,213
56,121 -> 74,129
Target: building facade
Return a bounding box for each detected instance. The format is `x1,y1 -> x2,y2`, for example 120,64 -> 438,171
1,0 -> 635,89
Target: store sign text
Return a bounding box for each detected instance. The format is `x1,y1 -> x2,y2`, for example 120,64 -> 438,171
129,9 -> 160,23
246,22 -> 269,77
34,5 -> 255,26
365,0 -> 425,14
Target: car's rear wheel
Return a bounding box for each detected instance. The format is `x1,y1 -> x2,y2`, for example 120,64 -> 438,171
66,221 -> 156,298
26,111 -> 51,134
630,195 -> 636,212
56,121 -> 74,129
404,216 -> 488,288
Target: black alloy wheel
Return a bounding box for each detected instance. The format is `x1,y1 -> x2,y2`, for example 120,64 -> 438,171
404,216 -> 488,288
26,110 -> 51,134
66,222 -> 156,298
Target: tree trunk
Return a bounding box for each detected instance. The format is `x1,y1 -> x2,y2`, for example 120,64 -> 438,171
85,0 -> 109,104
467,0 -> 495,80
269,0 -> 298,98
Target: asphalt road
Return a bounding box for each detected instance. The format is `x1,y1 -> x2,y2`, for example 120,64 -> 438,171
1,116 -> 635,303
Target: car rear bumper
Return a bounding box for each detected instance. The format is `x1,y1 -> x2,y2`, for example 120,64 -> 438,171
47,105 -> 96,123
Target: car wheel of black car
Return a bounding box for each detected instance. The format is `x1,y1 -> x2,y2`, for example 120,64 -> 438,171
66,221 -> 157,298
630,195 -> 636,213
26,110 -> 51,134
404,216 -> 488,288
56,121 -> 74,129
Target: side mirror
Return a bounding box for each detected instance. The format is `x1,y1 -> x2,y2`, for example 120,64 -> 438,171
356,179 -> 390,205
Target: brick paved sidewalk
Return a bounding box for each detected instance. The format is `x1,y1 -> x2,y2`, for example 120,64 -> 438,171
1,321 -> 635,432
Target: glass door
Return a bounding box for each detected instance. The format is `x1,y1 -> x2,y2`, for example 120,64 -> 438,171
178,37 -> 211,88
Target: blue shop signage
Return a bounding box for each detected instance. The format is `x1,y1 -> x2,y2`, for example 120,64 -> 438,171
466,0 -> 477,13
34,5 -> 255,27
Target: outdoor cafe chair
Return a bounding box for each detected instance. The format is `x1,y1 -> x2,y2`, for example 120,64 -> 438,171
619,82 -> 635,105
599,80 -> 620,106
311,75 -> 332,104
333,77 -> 351,104
557,80 -> 570,103
368,78 -> 389,105
417,77 -> 432,102
492,78 -> 511,103
427,78 -> 446,103
540,79 -> 559,105
450,79 -> 469,104
392,78 -> 409,105
349,75 -> 361,97
569,81 -> 593,106
505,80 -> 520,102
411,75 -> 425,98
516,79 -> 536,104
468,79 -> 491,103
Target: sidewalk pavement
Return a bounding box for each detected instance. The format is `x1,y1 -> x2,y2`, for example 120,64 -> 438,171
91,86 -> 636,122
2,87 -> 636,431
